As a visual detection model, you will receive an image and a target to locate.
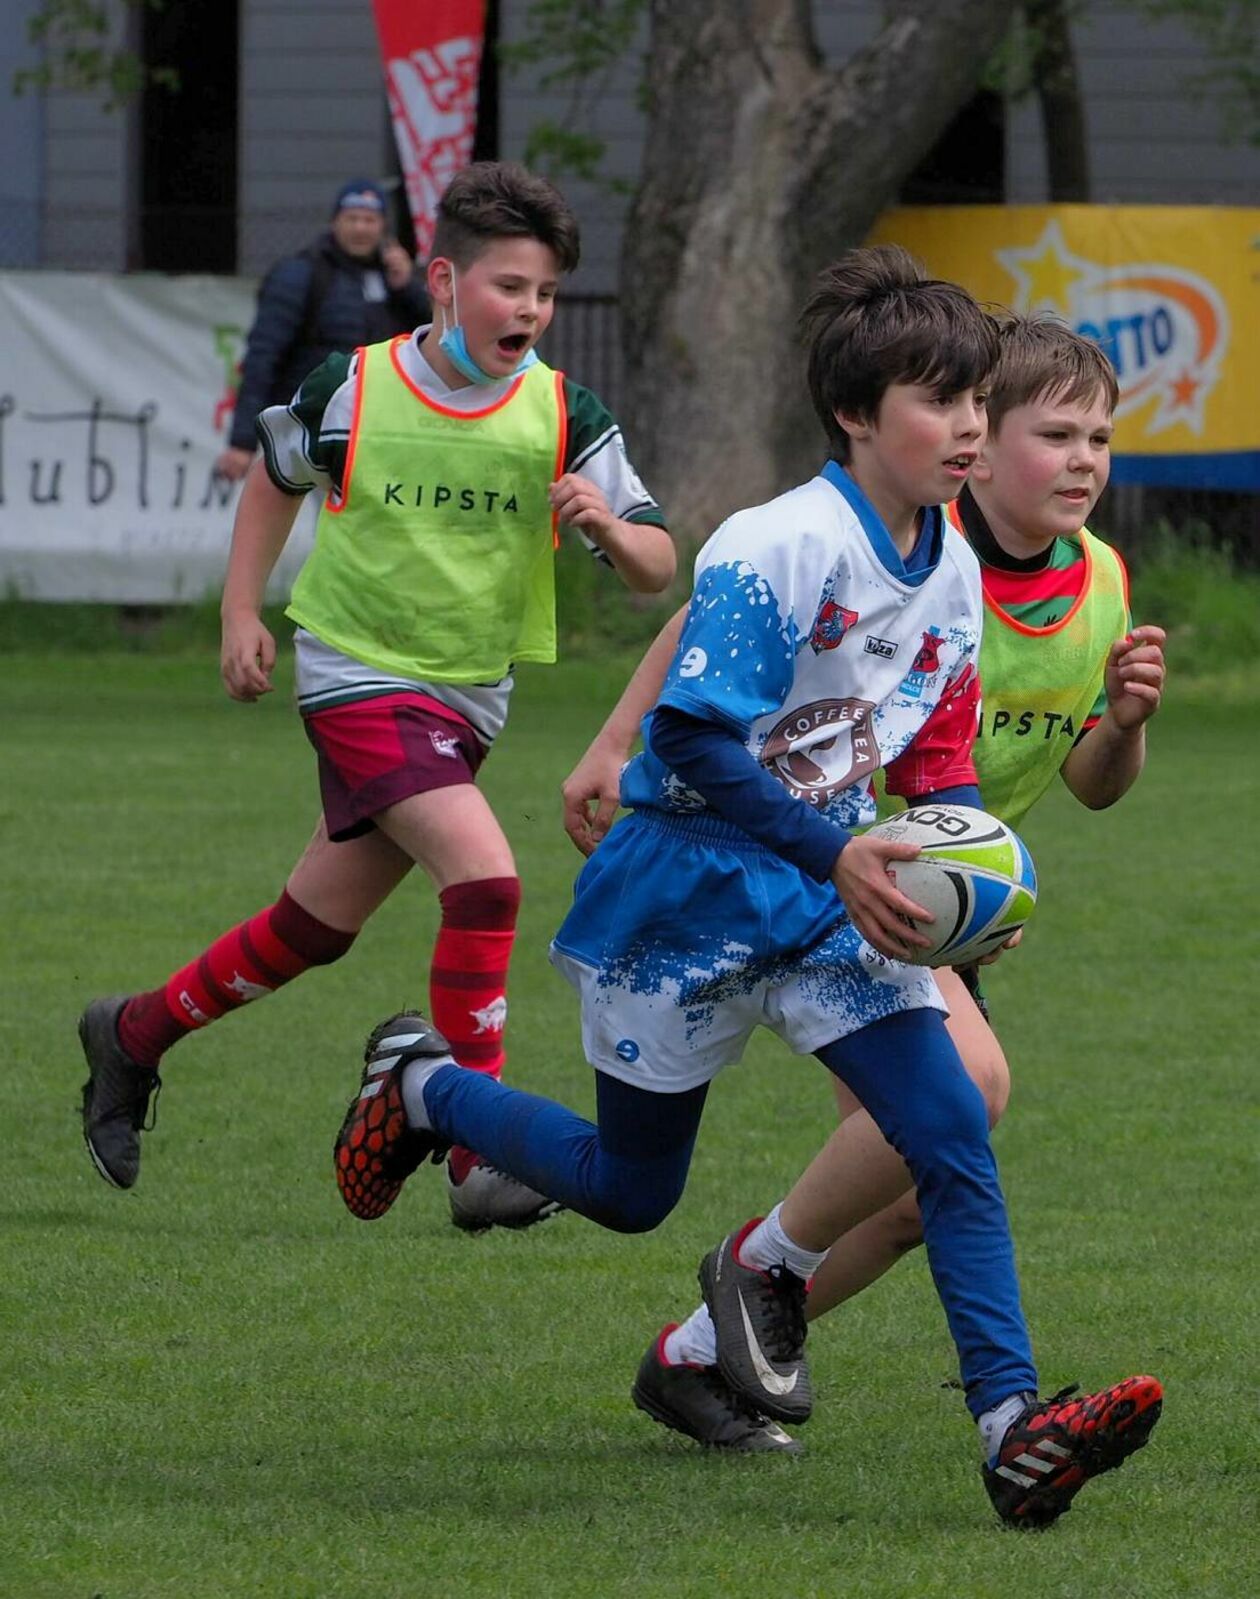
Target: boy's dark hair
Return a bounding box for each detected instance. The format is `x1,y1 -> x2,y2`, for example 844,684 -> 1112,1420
800,245 -> 999,462
431,161 -> 581,274
987,313 -> 1120,432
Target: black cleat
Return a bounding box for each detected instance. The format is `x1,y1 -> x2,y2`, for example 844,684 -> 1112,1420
631,1328 -> 802,1454
699,1218 -> 812,1425
983,1375 -> 1164,1528
334,1010 -> 451,1220
79,996 -> 161,1189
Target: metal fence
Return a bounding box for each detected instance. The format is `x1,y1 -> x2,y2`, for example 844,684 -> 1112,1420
538,293 -> 625,419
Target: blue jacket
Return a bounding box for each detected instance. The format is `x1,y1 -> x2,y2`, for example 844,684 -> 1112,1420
230,230 -> 430,449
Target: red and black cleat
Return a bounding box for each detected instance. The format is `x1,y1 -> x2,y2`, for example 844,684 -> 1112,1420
333,1011 -> 450,1220
983,1374 -> 1163,1528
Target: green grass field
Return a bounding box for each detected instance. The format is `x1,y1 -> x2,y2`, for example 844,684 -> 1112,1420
2,648 -> 1257,1598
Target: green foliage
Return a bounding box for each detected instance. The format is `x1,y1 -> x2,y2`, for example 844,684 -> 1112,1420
497,0 -> 644,182
515,121 -> 613,185
990,0 -> 1260,145
13,0 -> 178,110
1135,0 -> 1260,144
1127,523 -> 1260,674
1,650 -> 1256,1595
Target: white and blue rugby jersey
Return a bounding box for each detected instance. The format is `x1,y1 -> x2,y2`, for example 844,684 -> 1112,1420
622,462 -> 984,833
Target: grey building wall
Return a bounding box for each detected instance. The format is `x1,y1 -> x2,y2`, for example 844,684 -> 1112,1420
238,0 -> 393,275
8,0 -> 132,270
1006,3 -> 1257,204
23,0 -> 1260,277
0,0 -> 48,266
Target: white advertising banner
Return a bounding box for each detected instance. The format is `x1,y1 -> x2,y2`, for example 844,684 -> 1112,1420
0,270 -> 317,602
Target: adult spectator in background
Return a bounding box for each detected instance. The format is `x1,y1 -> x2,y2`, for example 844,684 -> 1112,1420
215,179 -> 429,480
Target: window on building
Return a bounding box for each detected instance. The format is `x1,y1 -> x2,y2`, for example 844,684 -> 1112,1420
138,0 -> 239,270
901,90 -> 1005,205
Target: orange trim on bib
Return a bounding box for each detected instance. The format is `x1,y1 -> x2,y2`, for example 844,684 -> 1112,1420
388,333 -> 527,418
947,498 -> 1094,639
551,369 -> 568,548
325,346 -> 369,516
1114,545 -> 1131,612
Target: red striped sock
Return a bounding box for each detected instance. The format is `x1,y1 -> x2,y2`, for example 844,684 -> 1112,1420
117,891 -> 356,1067
429,876 -> 520,1077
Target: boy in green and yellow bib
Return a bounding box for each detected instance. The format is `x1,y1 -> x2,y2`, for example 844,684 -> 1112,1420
77,162 -> 675,1232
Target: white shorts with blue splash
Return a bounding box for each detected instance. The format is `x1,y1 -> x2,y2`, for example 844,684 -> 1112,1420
550,809 -> 945,1093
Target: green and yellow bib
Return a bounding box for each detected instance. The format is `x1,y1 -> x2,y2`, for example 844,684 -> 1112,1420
288,337 -> 567,682
947,504 -> 1129,829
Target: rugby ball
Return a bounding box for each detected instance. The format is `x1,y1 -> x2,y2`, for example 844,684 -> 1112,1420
862,804 -> 1037,968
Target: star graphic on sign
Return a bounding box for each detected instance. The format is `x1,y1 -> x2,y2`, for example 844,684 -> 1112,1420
1170,370 -> 1200,409
996,222 -> 1094,316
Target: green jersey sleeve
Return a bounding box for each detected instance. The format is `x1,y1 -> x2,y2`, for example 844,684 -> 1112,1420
561,376 -> 666,528
256,350 -> 355,497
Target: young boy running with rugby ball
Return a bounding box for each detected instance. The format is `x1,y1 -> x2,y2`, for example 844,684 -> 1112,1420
622,315 -> 1164,1526
333,252 -> 1157,1523
77,162 -> 674,1232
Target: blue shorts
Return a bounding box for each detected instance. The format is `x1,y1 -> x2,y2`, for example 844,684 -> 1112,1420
550,809 -> 944,1092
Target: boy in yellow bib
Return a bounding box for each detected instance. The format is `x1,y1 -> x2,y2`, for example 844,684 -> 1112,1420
77,163 -> 674,1231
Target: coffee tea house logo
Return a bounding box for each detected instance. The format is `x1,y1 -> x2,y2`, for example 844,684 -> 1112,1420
997,221 -> 1228,436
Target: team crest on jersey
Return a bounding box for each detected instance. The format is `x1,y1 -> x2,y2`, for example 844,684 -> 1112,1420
899,627 -> 945,701
760,698 -> 880,806
810,600 -> 860,653
913,630 -> 943,673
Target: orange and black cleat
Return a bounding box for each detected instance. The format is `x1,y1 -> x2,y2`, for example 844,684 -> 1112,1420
983,1374 -> 1163,1528
333,1011 -> 450,1219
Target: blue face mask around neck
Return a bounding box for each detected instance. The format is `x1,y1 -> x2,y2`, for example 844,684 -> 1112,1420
438,272 -> 539,386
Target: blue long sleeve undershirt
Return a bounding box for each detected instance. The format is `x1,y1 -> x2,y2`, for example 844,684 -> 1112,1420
649,706 -> 980,882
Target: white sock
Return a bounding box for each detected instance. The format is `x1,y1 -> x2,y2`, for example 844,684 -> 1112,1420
978,1392 -> 1032,1464
400,1056 -> 449,1130
738,1203 -> 829,1281
664,1305 -> 717,1368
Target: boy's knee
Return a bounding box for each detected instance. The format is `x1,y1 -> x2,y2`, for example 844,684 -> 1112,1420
883,1191 -> 926,1257
971,1045 -> 1011,1129
592,1196 -> 676,1235
479,875 -> 522,919
591,1165 -> 686,1234
443,875 -> 522,922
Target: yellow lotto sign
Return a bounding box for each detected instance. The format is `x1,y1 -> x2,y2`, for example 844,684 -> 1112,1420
870,206 -> 1260,490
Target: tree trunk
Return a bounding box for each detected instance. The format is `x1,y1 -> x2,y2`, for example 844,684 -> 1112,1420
1026,0 -> 1091,201
620,0 -> 1020,544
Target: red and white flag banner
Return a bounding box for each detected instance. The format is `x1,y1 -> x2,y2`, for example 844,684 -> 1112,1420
371,0 -> 486,261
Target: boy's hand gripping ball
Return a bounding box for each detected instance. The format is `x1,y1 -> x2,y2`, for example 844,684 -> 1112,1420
863,805 -> 1037,968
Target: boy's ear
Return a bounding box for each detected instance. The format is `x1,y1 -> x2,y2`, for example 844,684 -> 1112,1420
427,256 -> 455,307
834,407 -> 872,444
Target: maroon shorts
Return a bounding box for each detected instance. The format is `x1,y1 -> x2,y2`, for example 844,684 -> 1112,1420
302,691 -> 486,841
